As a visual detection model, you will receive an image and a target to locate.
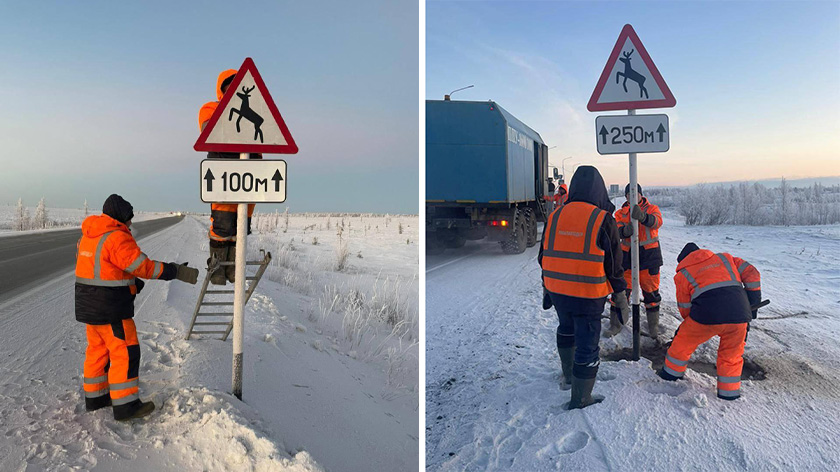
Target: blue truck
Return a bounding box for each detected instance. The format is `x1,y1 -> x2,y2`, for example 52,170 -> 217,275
426,99 -> 554,254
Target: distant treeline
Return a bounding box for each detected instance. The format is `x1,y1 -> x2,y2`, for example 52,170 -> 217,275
645,180 -> 840,226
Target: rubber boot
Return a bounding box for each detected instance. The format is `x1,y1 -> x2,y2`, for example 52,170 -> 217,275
225,246 -> 236,283
603,309 -> 623,337
85,395 -> 112,412
646,307 -> 660,338
208,246 -> 228,286
566,376 -> 604,410
558,346 -> 574,390
114,400 -> 155,421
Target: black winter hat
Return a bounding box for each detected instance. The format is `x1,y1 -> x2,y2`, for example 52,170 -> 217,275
624,183 -> 644,196
103,194 -> 134,224
677,242 -> 700,263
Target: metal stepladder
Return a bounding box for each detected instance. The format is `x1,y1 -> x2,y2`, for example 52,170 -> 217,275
186,249 -> 272,341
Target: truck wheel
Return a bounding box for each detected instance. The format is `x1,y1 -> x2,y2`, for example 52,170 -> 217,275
524,208 -> 537,247
500,210 -> 527,254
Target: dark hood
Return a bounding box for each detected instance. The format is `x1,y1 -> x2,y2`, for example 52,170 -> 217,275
567,166 -> 615,213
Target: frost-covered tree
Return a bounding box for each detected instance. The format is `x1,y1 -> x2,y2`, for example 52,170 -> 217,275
14,198 -> 28,231
779,178 -> 789,226
34,198 -> 48,229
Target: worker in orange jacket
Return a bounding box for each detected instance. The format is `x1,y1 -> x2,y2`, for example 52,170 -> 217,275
76,195 -> 198,420
539,166 -> 629,409
657,242 -> 762,400
198,69 -> 261,285
554,182 -> 568,206
605,184 -> 664,338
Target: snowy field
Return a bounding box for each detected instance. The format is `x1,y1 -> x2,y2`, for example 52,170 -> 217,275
426,208 -> 840,471
0,213 -> 418,472
0,202 -> 174,235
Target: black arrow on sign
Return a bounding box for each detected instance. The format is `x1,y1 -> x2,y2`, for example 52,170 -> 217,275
656,123 -> 666,142
204,169 -> 215,192
599,125 -> 609,145
272,169 -> 284,192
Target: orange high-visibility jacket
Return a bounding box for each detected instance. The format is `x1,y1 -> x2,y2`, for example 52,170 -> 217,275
553,183 -> 568,203
541,201 -> 612,299
615,196 -> 663,271
198,68 -> 256,242
615,197 -> 662,250
75,214 -> 176,324
674,249 -> 761,325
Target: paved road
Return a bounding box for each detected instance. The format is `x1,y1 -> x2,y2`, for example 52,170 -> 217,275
0,216 -> 184,303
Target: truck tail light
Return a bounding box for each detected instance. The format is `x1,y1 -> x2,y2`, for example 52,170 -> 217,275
488,220 -> 509,227
501,220 -> 508,227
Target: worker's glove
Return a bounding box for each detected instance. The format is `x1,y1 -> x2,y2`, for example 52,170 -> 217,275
619,224 -> 634,238
175,262 -> 199,285
612,291 -> 631,324
542,287 -> 553,310
135,278 -> 145,294
630,204 -> 646,222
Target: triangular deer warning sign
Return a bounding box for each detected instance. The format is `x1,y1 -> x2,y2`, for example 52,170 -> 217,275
587,24 -> 676,112
195,57 -> 298,154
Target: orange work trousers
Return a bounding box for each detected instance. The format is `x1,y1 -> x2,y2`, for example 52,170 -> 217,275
83,319 -> 141,410
663,317 -> 748,399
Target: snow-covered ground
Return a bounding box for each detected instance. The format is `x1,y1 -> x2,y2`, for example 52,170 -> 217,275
0,213 -> 418,472
426,208 -> 840,471
0,203 -> 174,235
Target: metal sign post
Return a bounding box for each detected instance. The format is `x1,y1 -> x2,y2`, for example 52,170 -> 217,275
194,57 -> 298,400
232,152 -> 248,399
628,110 -> 641,361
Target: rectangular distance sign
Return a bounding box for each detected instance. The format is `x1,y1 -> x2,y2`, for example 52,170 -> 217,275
200,159 -> 287,203
595,114 -> 669,155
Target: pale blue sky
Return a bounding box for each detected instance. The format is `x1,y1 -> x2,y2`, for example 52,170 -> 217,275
0,0 -> 418,213
427,0 -> 840,187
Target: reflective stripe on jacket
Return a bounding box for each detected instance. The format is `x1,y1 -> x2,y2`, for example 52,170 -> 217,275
75,214 -> 174,324
542,202 -> 612,299
674,249 -> 757,325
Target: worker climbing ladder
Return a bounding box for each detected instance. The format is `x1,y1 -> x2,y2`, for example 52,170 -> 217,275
185,249 -> 272,341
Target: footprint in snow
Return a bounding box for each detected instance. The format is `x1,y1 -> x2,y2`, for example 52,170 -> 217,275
537,431 -> 590,458
597,371 -> 617,381
642,381 -> 686,397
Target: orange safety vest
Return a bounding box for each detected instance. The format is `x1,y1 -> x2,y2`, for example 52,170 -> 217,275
542,201 -> 612,299
615,197 -> 661,251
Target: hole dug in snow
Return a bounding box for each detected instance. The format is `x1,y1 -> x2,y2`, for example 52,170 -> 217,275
602,342 -> 767,381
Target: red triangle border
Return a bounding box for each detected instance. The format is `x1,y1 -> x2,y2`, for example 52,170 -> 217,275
194,57 -> 299,154
587,24 -> 676,112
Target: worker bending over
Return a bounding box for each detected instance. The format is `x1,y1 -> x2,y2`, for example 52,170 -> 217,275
657,242 -> 762,400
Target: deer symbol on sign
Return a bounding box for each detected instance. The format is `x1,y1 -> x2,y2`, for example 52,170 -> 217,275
228,85 -> 264,143
616,49 -> 649,99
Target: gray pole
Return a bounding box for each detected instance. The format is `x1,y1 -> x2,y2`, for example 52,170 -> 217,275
232,152 -> 248,399
628,109 -> 641,361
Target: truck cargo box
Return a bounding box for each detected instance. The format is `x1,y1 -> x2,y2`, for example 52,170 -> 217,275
426,100 -> 545,204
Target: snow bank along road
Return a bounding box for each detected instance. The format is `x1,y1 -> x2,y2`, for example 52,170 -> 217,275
0,216 -> 183,303
0,215 -> 438,471
426,210 -> 840,471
